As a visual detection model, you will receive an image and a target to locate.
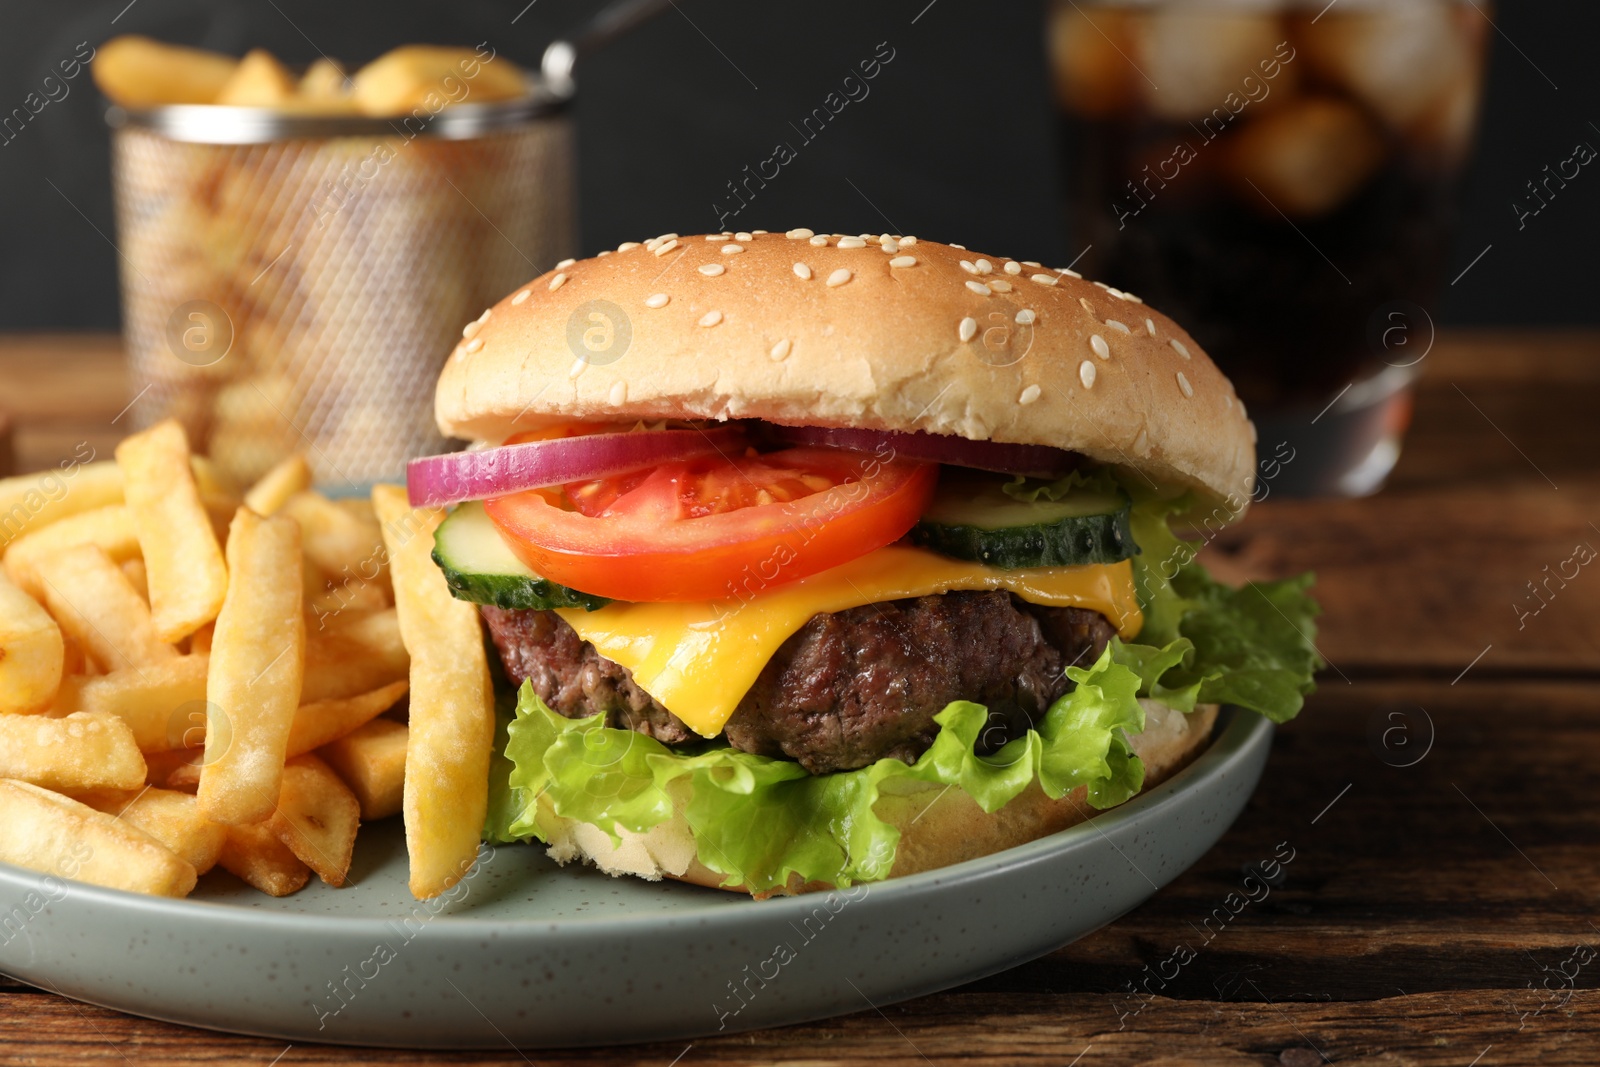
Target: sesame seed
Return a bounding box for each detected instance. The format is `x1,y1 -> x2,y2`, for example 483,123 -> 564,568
569,358 -> 586,379
975,259 -> 993,275
464,337 -> 484,354
1015,309 -> 1036,325
549,272 -> 568,291
704,234 -> 725,241
1029,274 -> 1058,286
827,268 -> 853,287
699,263 -> 726,277
1121,290 -> 1143,303
699,310 -> 724,327
735,232 -> 753,242
1134,428 -> 1149,452
1019,384 -> 1042,405
1058,268 -> 1082,279
859,233 -> 873,240
1177,371 -> 1194,398
598,250 -> 612,257
644,292 -> 669,308
958,316 -> 978,342
1094,280 -> 1112,291
837,237 -> 867,249
900,236 -> 917,246
479,308 -> 492,323
1224,394 -> 1233,411
1239,399 -> 1248,419
1146,318 -> 1156,336
752,229 -> 769,235
618,242 -> 640,252
990,279 -> 1013,293
652,239 -> 679,256
960,261 -> 978,274
950,243 -> 967,250
786,228 -> 814,239
794,262 -> 813,280
1004,261 -> 1022,275
1105,319 -> 1131,334
1170,338 -> 1191,359
770,339 -> 792,361
808,235 -> 829,247
1079,297 -> 1095,313
1079,360 -> 1097,389
965,280 -> 991,296
609,381 -> 628,405
1022,260 -> 1041,267
1090,334 -> 1111,360
878,233 -> 893,243
881,239 -> 900,254
462,319 -> 482,339
556,257 -> 576,269
511,289 -> 531,305
721,243 -> 743,255
889,256 -> 917,268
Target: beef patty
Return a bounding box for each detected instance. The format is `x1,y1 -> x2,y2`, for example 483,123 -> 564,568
481,593 -> 1117,774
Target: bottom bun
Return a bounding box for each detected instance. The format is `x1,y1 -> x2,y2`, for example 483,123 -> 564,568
540,701 -> 1220,898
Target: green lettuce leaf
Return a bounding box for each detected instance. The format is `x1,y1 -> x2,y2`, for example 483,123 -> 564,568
489,645 -> 1148,893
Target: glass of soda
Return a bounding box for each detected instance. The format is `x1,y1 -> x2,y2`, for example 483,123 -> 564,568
1048,0 -> 1490,497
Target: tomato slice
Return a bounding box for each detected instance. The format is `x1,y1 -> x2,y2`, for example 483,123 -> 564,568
483,446 -> 938,602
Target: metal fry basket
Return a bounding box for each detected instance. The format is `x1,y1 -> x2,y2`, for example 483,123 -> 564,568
108,86 -> 575,488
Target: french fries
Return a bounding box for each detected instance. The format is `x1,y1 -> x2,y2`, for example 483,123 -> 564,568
0,571 -> 64,712
0,460 -> 125,550
0,712 -> 145,791
320,718 -> 408,820
0,779 -> 197,897
199,509 -> 304,826
92,36 -> 238,107
214,48 -> 297,108
302,608 -> 409,702
116,421 -> 229,643
35,545 -> 178,672
77,787 -> 227,875
282,490 -> 385,584
268,755 -> 361,887
242,453 -> 311,516
286,680 -> 408,758
3,504 -> 139,601
351,45 -> 525,117
57,654 -> 209,752
374,485 -> 494,899
217,821 -> 309,897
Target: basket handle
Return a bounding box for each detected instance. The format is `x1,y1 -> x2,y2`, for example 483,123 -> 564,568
542,0 -> 676,88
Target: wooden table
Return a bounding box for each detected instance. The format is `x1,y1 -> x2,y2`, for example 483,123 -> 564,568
2,331 -> 1597,1065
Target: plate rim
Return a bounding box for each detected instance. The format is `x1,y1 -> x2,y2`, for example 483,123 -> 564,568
0,709 -> 1272,933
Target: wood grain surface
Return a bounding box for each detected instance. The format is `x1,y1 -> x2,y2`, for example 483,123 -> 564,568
1,330 -> 1596,1065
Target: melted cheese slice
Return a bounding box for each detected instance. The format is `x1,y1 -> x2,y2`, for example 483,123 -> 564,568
555,547 -> 1143,738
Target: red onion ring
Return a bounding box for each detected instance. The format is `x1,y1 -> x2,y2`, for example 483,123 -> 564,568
406,427 -> 743,508
766,425 -> 1079,478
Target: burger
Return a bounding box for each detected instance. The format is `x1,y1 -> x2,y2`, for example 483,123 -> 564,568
406,229 -> 1321,898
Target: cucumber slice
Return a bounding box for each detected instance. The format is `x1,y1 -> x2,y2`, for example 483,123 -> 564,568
432,502 -> 610,611
911,473 -> 1137,569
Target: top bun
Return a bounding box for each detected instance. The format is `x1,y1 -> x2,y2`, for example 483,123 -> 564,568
435,230 -> 1257,508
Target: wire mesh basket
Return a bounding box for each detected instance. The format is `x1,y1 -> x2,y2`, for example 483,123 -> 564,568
108,90 -> 575,489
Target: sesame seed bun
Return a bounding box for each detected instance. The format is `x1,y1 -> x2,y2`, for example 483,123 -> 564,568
435,230 -> 1257,508
536,701 -> 1218,898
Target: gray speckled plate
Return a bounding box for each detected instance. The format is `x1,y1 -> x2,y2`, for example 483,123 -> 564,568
0,710 -> 1271,1049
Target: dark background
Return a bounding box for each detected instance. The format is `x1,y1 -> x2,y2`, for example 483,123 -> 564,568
0,0 -> 1594,330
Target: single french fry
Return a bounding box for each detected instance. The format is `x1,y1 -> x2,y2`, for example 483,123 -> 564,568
214,48 -> 296,107
281,491 -> 384,583
308,576 -> 389,623
0,779 -> 197,897
91,35 -> 238,107
320,718 -> 407,820
58,654 -> 209,752
352,45 -> 525,117
116,420 -> 229,643
243,453 -> 312,517
199,509 -> 305,826
77,787 -> 226,875
0,571 -> 64,713
299,57 -> 350,100
268,755 -> 361,887
286,680 -> 408,759
0,459 -> 124,550
373,485 -> 493,899
217,820 -> 310,897
35,545 -> 177,672
3,504 -> 139,601
302,608 -> 409,703
0,711 -> 145,791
